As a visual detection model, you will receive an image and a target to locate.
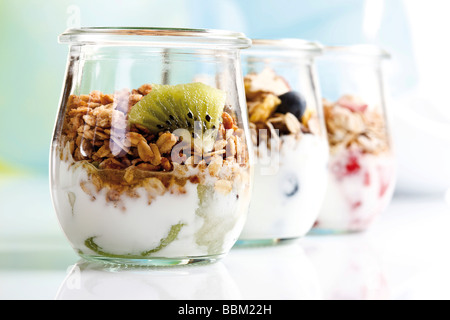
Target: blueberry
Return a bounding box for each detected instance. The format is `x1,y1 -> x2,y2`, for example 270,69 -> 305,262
283,175 -> 300,198
276,91 -> 307,119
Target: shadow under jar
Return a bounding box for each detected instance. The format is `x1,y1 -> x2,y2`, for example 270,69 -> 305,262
312,45 -> 396,234
50,28 -> 253,266
237,39 -> 329,246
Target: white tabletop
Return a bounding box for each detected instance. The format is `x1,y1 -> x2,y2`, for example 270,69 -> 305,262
1,176 -> 449,300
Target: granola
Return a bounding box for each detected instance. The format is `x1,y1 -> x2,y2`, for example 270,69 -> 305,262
323,95 -> 390,155
244,69 -> 320,154
59,85 -> 249,209
313,95 -> 395,232
238,67 -> 329,242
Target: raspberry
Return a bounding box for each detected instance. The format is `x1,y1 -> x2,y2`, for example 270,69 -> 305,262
345,154 -> 361,175
337,95 -> 368,112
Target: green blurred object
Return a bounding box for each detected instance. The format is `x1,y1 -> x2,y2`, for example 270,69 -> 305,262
0,0 -> 199,175
0,161 -> 21,176
0,1 -> 68,174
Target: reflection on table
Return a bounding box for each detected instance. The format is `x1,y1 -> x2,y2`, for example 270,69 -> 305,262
57,260 -> 240,300
303,235 -> 389,300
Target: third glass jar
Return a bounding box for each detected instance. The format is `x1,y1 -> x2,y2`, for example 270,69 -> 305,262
238,39 -> 329,245
312,45 -> 396,233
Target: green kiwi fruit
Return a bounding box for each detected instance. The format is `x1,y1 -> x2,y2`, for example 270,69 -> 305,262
128,82 -> 226,134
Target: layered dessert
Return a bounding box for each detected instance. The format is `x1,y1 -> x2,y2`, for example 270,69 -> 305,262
51,82 -> 251,264
314,95 -> 396,232
238,68 -> 329,243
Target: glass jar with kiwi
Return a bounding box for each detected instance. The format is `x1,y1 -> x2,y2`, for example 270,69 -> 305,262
237,39 -> 329,246
50,28 -> 253,266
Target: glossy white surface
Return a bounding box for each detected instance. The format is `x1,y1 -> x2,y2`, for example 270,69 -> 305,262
1,176 -> 449,300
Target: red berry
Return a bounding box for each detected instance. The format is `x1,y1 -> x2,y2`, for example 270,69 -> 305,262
346,155 -> 361,175
337,96 -> 368,113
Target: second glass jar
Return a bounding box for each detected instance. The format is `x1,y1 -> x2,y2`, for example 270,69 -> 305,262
237,39 -> 329,245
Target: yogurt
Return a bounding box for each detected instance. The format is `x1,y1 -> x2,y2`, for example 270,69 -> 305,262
315,149 -> 396,232
51,149 -> 251,262
239,134 -> 329,241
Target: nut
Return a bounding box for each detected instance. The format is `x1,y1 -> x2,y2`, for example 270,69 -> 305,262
226,137 -> 237,157
124,167 -> 135,184
129,93 -> 143,107
161,157 -> 173,171
149,143 -> 162,166
127,132 -> 146,147
60,86 -> 248,210
137,140 -> 154,162
222,112 -> 235,130
284,112 -> 301,134
213,139 -> 227,152
100,94 -> 114,105
156,132 -> 178,154
138,84 -> 152,96
96,143 -> 112,158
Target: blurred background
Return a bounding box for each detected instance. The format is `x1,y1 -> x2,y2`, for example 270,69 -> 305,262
1,0 -> 449,241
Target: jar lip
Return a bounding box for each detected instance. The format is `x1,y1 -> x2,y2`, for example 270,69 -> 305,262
59,27 -> 252,49
325,45 -> 391,59
249,38 -> 324,54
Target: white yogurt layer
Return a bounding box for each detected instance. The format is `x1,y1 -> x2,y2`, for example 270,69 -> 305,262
51,158 -> 250,259
315,150 -> 396,232
239,134 -> 329,240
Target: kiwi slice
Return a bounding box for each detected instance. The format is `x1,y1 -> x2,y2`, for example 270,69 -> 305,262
128,82 -> 226,134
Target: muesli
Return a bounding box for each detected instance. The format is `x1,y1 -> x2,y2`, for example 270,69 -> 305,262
238,68 -> 328,242
52,82 -> 251,260
314,95 -> 395,232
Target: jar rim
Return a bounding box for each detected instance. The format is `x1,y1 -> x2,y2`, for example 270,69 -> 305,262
325,44 -> 391,59
59,27 -> 252,49
249,38 -> 323,54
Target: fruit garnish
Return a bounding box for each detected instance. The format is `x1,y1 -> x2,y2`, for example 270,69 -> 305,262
68,192 -> 76,216
128,82 -> 226,134
282,174 -> 300,197
195,184 -> 238,254
84,222 -> 185,258
337,95 -> 368,113
345,154 -> 361,175
276,91 -> 307,119
302,108 -> 313,126
330,152 -> 362,180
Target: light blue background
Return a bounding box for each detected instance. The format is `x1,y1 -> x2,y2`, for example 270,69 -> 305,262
0,0 -> 415,174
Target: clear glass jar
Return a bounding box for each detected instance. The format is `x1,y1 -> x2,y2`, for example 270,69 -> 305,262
237,39 -> 329,245
50,28 -> 253,266
312,45 -> 396,233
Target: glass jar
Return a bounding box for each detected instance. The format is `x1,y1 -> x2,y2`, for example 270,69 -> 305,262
50,28 -> 253,266
237,39 -> 329,245
312,45 -> 396,233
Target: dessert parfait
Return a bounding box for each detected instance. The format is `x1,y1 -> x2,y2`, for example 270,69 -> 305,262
238,40 -> 329,245
51,28 -> 253,265
52,83 -> 251,264
314,95 -> 396,232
